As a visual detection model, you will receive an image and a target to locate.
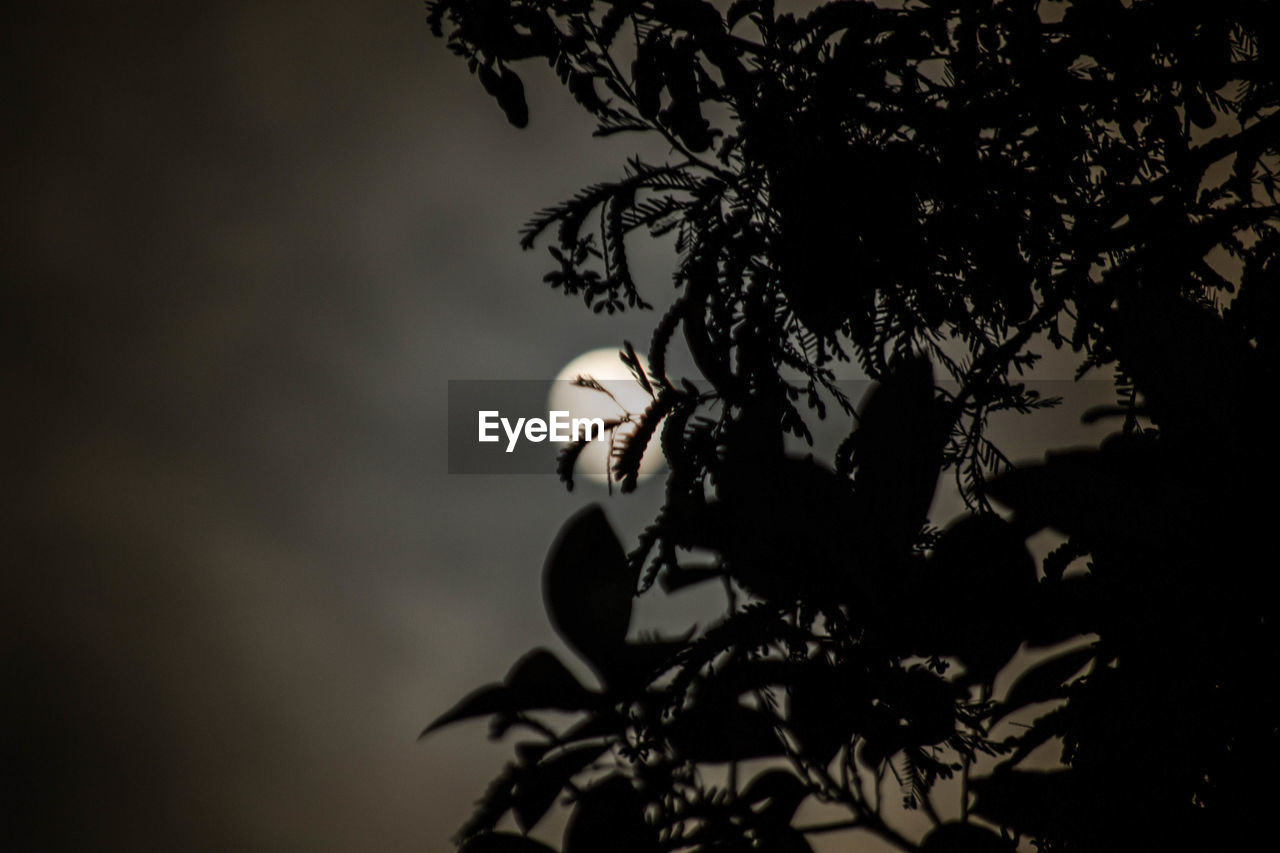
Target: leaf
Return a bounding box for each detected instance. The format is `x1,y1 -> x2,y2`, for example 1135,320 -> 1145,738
659,562 -> 722,593
515,741 -> 552,766
506,648 -> 595,707
455,762 -> 521,841
647,0 -> 724,35
1002,705 -> 1070,768
1110,290 -> 1250,448
970,769 -> 1081,839
890,667 -> 959,747
612,633 -> 692,682
786,663 -> 873,768
557,437 -> 590,491
917,514 -> 1035,683
567,70 -> 608,114
1022,575 -> 1100,648
543,506 -> 637,681
631,32 -> 666,119
459,833 -> 558,853
613,395 -> 672,493
993,645 -> 1095,723
930,513 -> 1037,599
478,63 -> 529,128
919,822 -> 1014,853
514,742 -> 611,832
726,0 -> 759,29
422,684 -> 512,737
713,455 -> 861,603
853,352 -> 944,555
741,769 -> 810,823
1187,89 -> 1216,129
421,648 -> 594,736
621,340 -> 652,396
667,702 -> 785,763
985,451 -> 1199,553
557,709 -> 628,746
564,775 -> 658,853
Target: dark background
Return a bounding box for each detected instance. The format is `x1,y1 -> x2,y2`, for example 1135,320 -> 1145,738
2,2 -> 1101,850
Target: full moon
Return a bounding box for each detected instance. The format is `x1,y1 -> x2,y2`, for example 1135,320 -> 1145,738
548,347 -> 664,486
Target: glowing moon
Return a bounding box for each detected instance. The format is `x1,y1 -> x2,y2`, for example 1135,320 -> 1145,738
548,347 -> 664,486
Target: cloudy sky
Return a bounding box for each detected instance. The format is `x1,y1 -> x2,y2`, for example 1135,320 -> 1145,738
3,3 -> 1111,851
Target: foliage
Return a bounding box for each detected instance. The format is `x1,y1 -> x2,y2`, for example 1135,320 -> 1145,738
423,1 -> 1279,851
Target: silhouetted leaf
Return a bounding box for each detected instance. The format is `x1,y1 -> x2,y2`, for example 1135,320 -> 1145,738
741,769 -> 810,823
1002,706 -> 1070,769
1022,575 -> 1100,648
631,32 -> 665,119
564,775 -> 658,853
919,822 -> 1014,853
613,633 -> 692,683
613,394 -> 672,493
658,562 -> 722,593
971,769 -> 1081,839
891,667 -> 959,747
714,455 -> 860,603
620,340 -> 652,396
478,63 -> 529,128
993,645 -> 1095,723
506,648 -> 595,705
1110,290 -> 1251,449
423,684 -> 513,737
647,0 -> 723,35
566,70 -> 607,115
514,742 -> 610,832
1186,90 -> 1216,130
921,514 -> 1035,683
459,832 -> 557,853
422,648 -> 594,735
557,709 -> 628,746
787,662 -> 874,768
853,353 -> 943,555
456,762 -> 521,841
543,506 -> 637,680
986,452 -> 1200,553
515,741 -> 552,766
668,702 -> 784,763
930,513 -> 1036,591
556,437 -> 590,492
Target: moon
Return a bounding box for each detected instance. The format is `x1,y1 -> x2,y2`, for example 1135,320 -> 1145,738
548,347 -> 664,486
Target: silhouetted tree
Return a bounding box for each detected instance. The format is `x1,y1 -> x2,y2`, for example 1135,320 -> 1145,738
423,2 -> 1279,851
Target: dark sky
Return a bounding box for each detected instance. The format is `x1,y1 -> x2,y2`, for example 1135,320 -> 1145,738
3,3 -> 1109,851
4,3 -> 676,849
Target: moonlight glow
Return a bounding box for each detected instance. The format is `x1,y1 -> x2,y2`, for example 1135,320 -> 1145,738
547,348 -> 664,486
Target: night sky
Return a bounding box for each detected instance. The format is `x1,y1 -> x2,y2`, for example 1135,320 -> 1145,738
4,3 -> 1108,850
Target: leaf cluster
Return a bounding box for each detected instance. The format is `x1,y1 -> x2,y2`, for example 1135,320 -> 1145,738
423,1 -> 1280,850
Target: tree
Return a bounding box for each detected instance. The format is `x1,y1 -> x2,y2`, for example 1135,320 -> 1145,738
422,2 -> 1280,851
